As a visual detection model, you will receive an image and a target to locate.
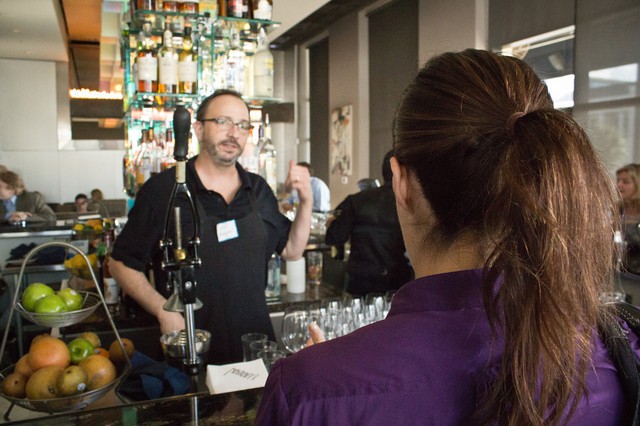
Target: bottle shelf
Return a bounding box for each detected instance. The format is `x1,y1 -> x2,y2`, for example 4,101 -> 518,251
121,6 -> 278,197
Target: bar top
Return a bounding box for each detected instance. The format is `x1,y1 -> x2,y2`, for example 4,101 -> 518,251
0,223 -> 72,238
6,387 -> 262,425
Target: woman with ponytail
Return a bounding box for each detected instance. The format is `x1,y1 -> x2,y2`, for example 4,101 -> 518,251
256,49 -> 639,425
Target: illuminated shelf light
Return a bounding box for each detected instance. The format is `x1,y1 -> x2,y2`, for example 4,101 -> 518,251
69,89 -> 124,100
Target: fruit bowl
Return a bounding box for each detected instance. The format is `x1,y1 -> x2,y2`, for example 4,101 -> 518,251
65,265 -> 98,280
15,292 -> 102,328
0,363 -> 129,413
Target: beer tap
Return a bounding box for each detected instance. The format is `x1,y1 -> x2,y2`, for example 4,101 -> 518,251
160,106 -> 203,376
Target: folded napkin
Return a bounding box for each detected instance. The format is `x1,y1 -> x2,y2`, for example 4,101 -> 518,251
7,243 -> 66,265
119,351 -> 190,401
8,243 -> 37,261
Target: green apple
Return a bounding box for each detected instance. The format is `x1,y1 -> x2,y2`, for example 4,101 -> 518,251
57,288 -> 84,311
22,283 -> 55,312
68,338 -> 95,365
33,294 -> 69,314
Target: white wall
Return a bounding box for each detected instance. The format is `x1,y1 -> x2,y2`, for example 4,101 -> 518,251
0,58 -> 125,204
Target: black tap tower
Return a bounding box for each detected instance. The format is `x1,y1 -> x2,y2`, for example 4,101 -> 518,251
160,106 -> 203,376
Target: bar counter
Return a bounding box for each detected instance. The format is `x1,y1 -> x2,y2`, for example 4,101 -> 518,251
7,386 -> 262,425
1,278 -> 345,424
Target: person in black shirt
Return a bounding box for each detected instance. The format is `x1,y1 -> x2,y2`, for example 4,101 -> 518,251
110,90 -> 312,364
325,150 -> 413,296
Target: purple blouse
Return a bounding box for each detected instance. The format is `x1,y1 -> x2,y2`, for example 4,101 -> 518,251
256,269 -> 638,425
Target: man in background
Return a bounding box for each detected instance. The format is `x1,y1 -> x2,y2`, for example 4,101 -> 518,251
283,162 -> 331,213
74,193 -> 89,213
325,150 -> 413,296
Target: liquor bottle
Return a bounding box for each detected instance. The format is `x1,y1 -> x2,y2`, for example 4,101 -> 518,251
179,26 -> 198,94
180,0 -> 199,13
253,0 -> 272,20
227,0 -> 243,17
102,228 -> 120,316
134,129 -> 152,188
239,123 -> 260,173
212,25 -> 227,91
137,21 -> 158,93
258,114 -> 277,194
163,0 -> 178,11
162,128 -> 176,170
123,150 -> 136,197
252,28 -> 274,98
137,0 -> 154,10
217,0 -> 227,16
224,26 -> 246,94
149,128 -> 163,176
158,22 -> 179,94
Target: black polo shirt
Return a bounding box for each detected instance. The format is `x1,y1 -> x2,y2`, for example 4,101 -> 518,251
112,156 -> 291,275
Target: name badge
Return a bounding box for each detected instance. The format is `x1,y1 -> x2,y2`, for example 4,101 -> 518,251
217,219 -> 239,242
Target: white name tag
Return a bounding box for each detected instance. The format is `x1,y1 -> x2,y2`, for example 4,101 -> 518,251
216,219 -> 239,242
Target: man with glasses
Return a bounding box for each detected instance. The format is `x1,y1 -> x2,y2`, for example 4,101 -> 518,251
111,90 -> 312,365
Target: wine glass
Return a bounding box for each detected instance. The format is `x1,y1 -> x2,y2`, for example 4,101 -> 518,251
281,308 -> 310,353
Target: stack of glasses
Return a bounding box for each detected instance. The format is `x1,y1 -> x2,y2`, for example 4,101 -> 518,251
281,291 -> 396,354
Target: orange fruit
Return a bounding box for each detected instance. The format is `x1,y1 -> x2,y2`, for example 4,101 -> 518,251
79,355 -> 116,390
15,354 -> 34,378
94,347 -> 110,358
28,336 -> 70,371
29,333 -> 51,348
109,338 -> 134,365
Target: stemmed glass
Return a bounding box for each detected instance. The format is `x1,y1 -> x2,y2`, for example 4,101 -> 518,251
281,307 -> 311,353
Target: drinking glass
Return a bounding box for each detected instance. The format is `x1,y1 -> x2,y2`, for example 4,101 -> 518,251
307,251 -> 323,285
258,349 -> 287,371
249,339 -> 278,361
241,333 -> 268,361
322,296 -> 343,314
365,292 -> 386,322
281,308 -> 310,353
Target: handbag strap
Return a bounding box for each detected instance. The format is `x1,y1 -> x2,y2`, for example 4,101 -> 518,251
599,302 -> 640,426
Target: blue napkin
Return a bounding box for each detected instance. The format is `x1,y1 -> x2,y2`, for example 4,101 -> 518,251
119,351 -> 190,401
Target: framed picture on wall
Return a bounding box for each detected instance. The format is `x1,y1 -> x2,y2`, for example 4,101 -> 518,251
330,105 -> 353,176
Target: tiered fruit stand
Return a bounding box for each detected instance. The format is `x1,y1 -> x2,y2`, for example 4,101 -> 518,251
0,241 -> 132,420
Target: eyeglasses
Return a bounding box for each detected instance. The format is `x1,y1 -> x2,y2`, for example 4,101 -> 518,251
200,116 -> 254,133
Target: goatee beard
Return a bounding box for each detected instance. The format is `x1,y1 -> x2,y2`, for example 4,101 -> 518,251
203,139 -> 241,166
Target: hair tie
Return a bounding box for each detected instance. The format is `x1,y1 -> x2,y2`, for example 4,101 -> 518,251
506,111 -> 527,135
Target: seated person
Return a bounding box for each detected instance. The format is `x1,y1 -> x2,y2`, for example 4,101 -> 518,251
90,188 -> 103,202
616,164 -> 640,273
75,193 -> 89,213
0,170 -> 55,223
283,162 -> 330,213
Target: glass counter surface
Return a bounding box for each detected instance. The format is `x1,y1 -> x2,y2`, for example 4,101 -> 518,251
7,387 -> 263,425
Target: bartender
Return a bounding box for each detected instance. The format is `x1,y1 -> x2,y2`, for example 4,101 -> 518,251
110,89 -> 312,365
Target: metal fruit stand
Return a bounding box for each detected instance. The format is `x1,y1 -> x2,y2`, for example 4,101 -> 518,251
0,241 -> 132,420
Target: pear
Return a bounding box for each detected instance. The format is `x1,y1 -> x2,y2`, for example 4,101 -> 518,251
57,365 -> 88,396
25,366 -> 64,400
1,372 -> 28,398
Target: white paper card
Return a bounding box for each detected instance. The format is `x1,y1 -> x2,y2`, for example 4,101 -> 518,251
216,219 -> 239,242
206,359 -> 269,395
